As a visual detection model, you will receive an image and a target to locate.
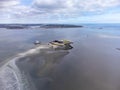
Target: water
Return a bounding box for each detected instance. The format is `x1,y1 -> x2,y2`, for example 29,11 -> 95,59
0,24 -> 120,90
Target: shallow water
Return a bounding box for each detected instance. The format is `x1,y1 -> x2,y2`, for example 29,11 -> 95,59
1,24 -> 120,90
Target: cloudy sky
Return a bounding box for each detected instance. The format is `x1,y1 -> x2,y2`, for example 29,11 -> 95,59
0,0 -> 120,23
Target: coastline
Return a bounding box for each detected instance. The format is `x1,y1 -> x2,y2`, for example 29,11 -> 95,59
0,24 -> 83,29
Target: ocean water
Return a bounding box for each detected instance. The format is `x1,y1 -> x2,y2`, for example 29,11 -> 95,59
0,24 -> 120,90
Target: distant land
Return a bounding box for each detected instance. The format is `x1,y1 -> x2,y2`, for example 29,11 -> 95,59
0,24 -> 83,29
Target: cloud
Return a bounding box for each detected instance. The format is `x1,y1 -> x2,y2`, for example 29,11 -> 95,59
1,0 -> 120,23
1,0 -> 120,16
33,0 -> 66,10
26,0 -> 120,21
32,0 -> 120,12
0,0 -> 20,8
75,0 -> 120,11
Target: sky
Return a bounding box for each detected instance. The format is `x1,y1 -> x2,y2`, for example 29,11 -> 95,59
0,0 -> 120,24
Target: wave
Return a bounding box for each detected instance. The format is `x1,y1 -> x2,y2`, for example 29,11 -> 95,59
0,45 -> 70,90
0,45 -> 51,90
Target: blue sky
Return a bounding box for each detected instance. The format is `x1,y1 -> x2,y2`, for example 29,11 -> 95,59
0,0 -> 120,24
21,0 -> 33,5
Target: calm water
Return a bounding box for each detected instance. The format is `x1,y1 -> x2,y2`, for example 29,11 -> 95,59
1,24 -> 120,90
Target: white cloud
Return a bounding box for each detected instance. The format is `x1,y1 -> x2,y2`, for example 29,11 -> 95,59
1,0 -> 120,16
75,0 -> 120,11
32,0 -> 120,12
33,0 -> 66,9
0,0 -> 20,8
1,0 -> 120,23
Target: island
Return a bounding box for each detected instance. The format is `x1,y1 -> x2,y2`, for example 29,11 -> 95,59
0,24 -> 83,29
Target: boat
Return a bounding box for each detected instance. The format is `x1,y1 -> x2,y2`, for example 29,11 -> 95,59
34,40 -> 41,45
